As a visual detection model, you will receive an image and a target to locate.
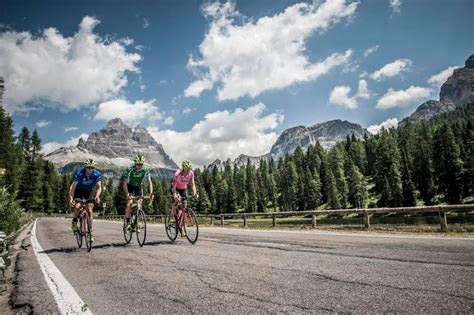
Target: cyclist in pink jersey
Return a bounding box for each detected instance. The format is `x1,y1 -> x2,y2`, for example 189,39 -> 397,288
171,160 -> 198,236
172,160 -> 197,200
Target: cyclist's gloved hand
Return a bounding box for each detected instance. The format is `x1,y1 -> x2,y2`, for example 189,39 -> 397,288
69,197 -> 75,207
95,196 -> 100,205
194,193 -> 199,199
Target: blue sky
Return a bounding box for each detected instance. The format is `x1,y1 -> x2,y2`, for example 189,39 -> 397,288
0,0 -> 472,165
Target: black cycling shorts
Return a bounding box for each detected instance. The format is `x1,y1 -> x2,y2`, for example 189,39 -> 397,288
170,187 -> 187,198
74,189 -> 94,203
127,184 -> 143,196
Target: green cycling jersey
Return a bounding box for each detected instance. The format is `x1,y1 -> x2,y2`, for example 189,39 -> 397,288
122,165 -> 151,187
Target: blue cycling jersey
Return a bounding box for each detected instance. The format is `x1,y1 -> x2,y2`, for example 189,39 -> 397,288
73,168 -> 102,192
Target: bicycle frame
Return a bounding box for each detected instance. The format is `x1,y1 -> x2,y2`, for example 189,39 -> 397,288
73,198 -> 95,251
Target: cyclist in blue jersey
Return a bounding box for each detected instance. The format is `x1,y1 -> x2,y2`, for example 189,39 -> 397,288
69,159 -> 102,242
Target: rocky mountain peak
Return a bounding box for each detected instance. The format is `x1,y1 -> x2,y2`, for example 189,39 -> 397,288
440,55 -> 474,104
269,119 -> 366,159
106,118 -> 128,129
45,118 -> 177,170
465,54 -> 474,69
77,137 -> 86,149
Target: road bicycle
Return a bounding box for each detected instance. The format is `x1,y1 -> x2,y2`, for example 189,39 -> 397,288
123,195 -> 152,247
165,196 -> 199,244
72,198 -> 95,252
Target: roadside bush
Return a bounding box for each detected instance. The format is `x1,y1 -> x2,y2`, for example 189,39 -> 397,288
0,186 -> 23,234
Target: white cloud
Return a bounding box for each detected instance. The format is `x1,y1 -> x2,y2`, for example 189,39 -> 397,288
65,126 -> 79,132
329,79 -> 370,109
147,103 -> 283,166
183,107 -> 195,114
42,133 -> 89,154
364,45 -> 379,57
94,99 -> 162,125
376,86 -> 431,109
36,120 -> 51,128
390,0 -> 402,14
185,0 -> 358,101
367,117 -> 399,135
0,16 -> 141,113
164,116 -> 174,126
370,59 -> 412,80
143,18 -> 150,29
427,66 -> 457,88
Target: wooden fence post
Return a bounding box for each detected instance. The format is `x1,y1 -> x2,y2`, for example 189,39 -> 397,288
272,214 -> 276,227
210,216 -> 214,225
439,210 -> 448,232
364,211 -> 370,229
220,215 -> 224,226
243,215 -> 247,228
311,213 -> 317,229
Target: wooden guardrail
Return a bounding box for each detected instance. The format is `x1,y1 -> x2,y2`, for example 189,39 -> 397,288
98,204 -> 474,232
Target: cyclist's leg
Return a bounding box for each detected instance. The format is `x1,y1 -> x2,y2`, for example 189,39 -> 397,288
177,189 -> 187,234
124,184 -> 134,221
137,186 -> 144,210
71,190 -> 84,230
86,202 -> 94,230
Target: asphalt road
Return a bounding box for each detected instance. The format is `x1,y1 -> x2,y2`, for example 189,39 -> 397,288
10,218 -> 474,314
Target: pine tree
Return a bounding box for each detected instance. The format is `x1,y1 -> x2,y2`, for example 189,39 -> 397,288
374,129 -> 403,207
433,124 -> 463,204
329,144 -> 349,208
246,159 -> 258,212
461,121 -> 474,197
378,176 -> 392,207
412,122 -> 436,205
0,105 -> 22,192
347,159 -> 368,208
42,161 -> 58,213
325,168 -> 341,209
400,150 -> 416,207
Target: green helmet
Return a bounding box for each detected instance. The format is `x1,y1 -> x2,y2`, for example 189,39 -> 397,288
133,154 -> 146,164
182,159 -> 192,170
84,159 -> 97,168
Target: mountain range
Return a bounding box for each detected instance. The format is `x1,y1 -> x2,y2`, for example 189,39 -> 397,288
45,54 -> 474,173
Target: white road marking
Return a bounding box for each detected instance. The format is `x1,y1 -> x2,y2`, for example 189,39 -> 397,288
95,219 -> 473,241
31,219 -> 93,314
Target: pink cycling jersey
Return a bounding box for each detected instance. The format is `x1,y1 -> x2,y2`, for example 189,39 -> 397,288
174,168 -> 194,190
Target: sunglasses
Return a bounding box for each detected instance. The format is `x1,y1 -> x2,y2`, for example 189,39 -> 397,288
86,166 -> 95,170
135,164 -> 143,167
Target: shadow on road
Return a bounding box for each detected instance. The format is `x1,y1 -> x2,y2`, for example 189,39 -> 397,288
143,240 -> 175,246
39,242 -> 129,254
39,240 -> 178,254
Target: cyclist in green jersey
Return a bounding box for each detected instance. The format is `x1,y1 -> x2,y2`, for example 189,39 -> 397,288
122,154 -> 153,230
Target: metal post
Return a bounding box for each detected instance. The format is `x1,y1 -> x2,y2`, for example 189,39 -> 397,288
364,211 -> 370,229
439,211 -> 448,232
311,213 -> 317,229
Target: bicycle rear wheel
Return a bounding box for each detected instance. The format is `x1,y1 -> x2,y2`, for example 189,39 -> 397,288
85,213 -> 92,252
136,209 -> 147,247
76,219 -> 83,248
123,216 -> 132,244
164,211 -> 178,242
184,208 -> 199,244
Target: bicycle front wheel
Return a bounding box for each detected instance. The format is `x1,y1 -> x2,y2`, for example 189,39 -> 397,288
123,216 -> 132,244
164,211 -> 178,242
85,213 -> 92,252
136,210 -> 147,247
76,219 -> 83,248
184,208 -> 199,244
